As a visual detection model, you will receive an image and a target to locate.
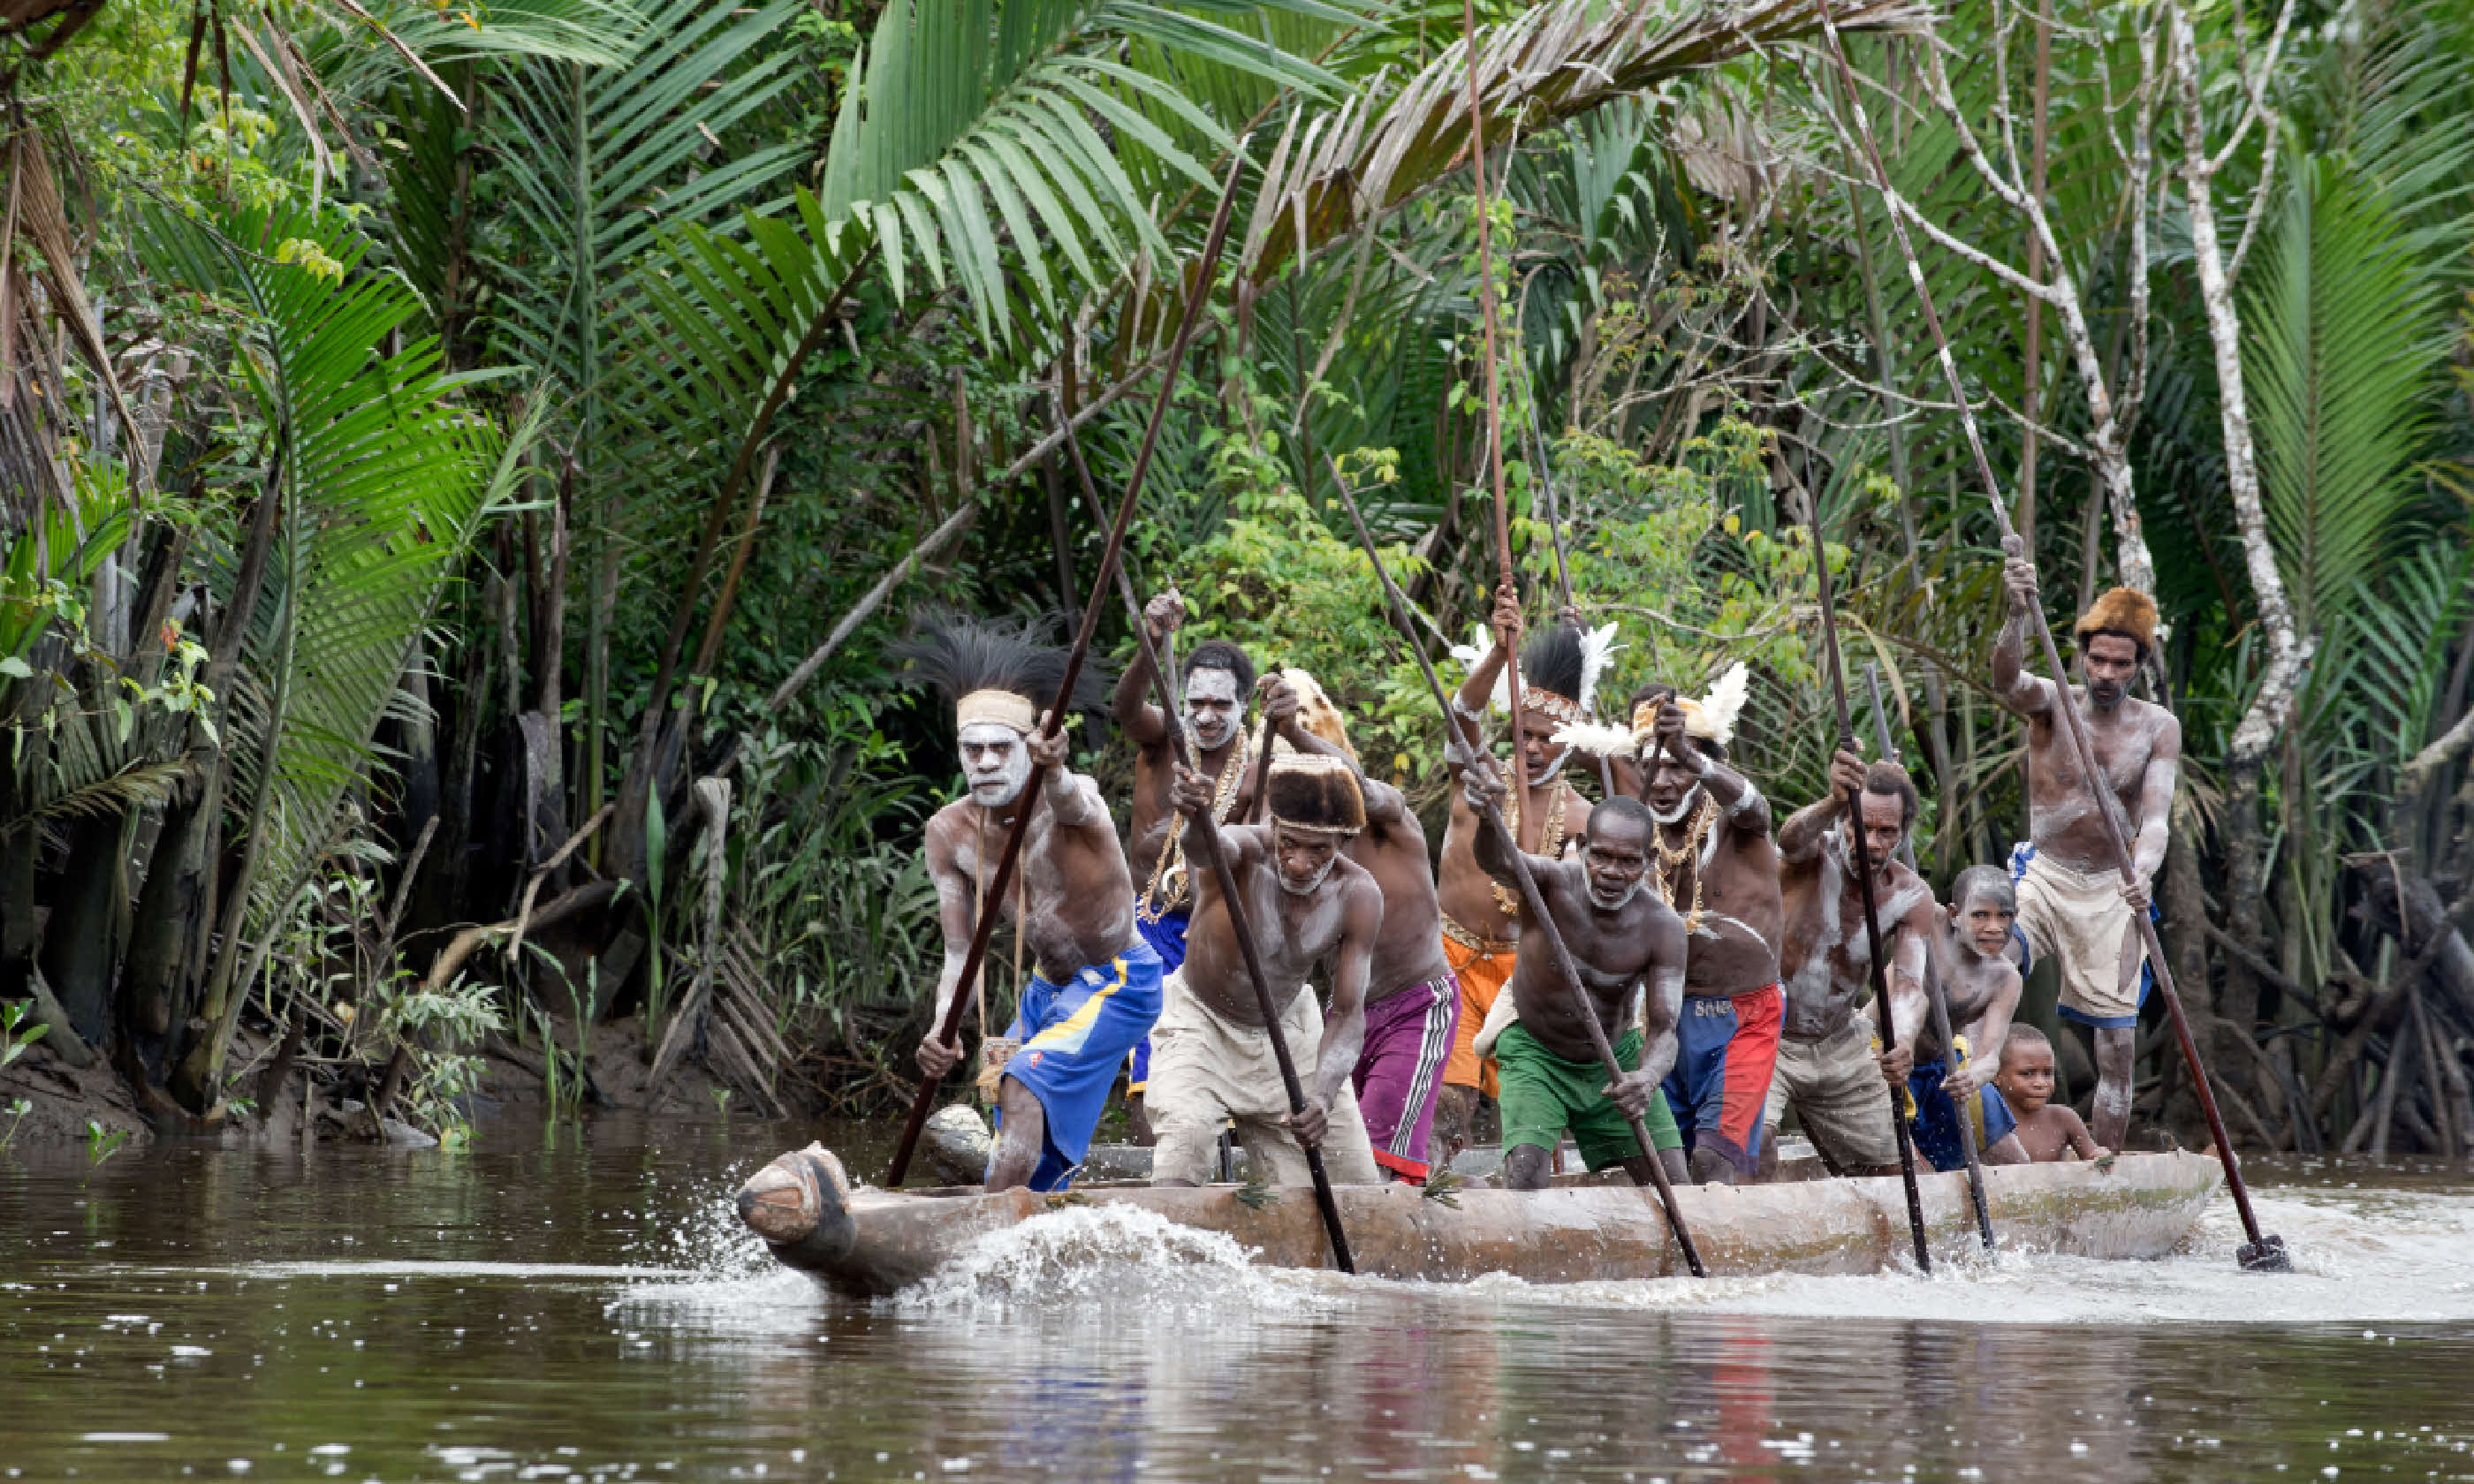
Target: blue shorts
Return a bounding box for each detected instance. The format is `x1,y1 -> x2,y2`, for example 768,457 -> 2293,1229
1658,986 -> 1783,1177
999,942 -> 1164,1190
1126,905 -> 1189,1092
1907,1056 -> 2018,1172
2008,843 -> 2156,1029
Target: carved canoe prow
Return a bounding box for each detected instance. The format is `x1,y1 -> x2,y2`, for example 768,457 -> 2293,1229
733,1145 -> 2227,1299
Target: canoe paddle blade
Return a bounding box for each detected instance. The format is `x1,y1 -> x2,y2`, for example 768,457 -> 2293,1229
2237,1233 -> 2292,1273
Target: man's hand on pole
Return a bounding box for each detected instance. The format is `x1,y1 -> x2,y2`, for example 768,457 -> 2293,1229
1143,588 -> 1187,641
1491,579 -> 1523,650
2003,556 -> 2039,614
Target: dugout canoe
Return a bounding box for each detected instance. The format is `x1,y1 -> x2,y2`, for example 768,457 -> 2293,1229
734,1142 -> 2225,1298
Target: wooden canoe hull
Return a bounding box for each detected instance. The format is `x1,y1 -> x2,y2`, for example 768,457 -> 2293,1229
735,1144 -> 2224,1299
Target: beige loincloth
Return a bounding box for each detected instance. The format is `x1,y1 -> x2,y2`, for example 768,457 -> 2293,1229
1146,968 -> 1381,1187
2013,848 -> 2148,1026
1762,1017 -> 1901,1171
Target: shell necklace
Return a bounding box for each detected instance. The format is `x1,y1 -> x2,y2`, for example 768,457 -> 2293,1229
1652,792 -> 1718,933
1138,730 -> 1250,920
1491,779 -> 1569,920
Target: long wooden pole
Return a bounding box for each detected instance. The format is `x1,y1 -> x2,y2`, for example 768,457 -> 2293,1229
1459,0 -> 1530,816
1328,457 -> 1705,1277
1808,0 -> 2283,1270
886,149 -> 1252,1188
1530,422 -> 1618,801
1799,488 -> 1936,1273
1868,662 -> 1997,1250
1062,426 -> 1355,1273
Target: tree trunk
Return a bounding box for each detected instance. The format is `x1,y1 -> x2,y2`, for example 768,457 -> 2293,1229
2169,1 -> 2308,1072
39,811 -> 130,1047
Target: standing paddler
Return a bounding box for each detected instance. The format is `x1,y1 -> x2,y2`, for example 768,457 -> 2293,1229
1432,586 -> 1619,1158
1145,750 -> 1385,1187
1261,670 -> 1461,1185
896,617 -> 1164,1192
1620,669 -> 1787,1185
1115,589 -> 1262,1137
1993,564 -> 2179,1154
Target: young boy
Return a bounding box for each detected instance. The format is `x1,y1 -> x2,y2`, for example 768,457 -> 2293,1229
1994,1025 -> 2110,1162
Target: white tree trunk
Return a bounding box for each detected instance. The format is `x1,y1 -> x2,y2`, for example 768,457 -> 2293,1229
2170,0 -> 2308,763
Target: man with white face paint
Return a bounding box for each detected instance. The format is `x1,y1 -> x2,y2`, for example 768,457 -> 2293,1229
1145,752 -> 1383,1188
1114,590 -> 1261,1139
1460,765 -> 1688,1190
899,617 -> 1158,1194
1620,668 -> 1785,1185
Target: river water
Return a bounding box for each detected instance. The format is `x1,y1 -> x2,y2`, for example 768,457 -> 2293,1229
5,1118 -> 2472,1482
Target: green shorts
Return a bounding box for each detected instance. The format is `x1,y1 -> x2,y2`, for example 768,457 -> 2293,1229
1496,1021 -> 1682,1170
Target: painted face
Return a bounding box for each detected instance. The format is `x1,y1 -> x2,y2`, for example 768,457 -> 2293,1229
1996,1041 -> 2056,1115
1517,706 -> 1571,781
2081,633 -> 2141,712
1646,757 -> 1703,824
1272,825 -> 1343,897
1955,889 -> 2017,959
1184,667 -> 1242,752
1582,816 -> 1650,911
958,723 -> 1031,808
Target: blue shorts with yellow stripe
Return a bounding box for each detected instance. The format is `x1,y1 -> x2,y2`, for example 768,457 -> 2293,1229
1001,940 -> 1164,1190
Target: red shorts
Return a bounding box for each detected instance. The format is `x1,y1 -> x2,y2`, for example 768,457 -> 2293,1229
1657,984 -> 1784,1177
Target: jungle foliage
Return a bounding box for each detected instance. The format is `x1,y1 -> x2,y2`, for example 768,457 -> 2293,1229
0,0 -> 2469,1152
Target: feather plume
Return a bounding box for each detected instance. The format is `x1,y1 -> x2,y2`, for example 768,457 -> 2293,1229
1575,622 -> 1621,712
1694,662 -> 1750,746
1552,720 -> 1641,759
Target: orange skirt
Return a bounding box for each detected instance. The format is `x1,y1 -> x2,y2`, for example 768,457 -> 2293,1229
1439,931 -> 1516,1098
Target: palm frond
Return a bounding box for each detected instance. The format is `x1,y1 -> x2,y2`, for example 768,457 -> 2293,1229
146,201 -> 504,931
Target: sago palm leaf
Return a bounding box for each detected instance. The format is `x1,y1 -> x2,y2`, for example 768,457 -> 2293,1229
2245,152 -> 2451,628
1239,0 -> 1921,291
146,201 -> 504,930
815,0 -> 1355,342
486,0 -> 805,403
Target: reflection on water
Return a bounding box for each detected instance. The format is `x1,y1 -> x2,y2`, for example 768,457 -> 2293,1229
4,1119 -> 2473,1481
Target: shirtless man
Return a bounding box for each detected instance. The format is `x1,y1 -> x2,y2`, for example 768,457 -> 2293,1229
1462,759 -> 1688,1189
1768,750 -> 1935,1177
901,618 -> 1160,1193
1994,563 -> 2180,1152
1265,671 -> 1460,1184
1631,668 -> 1785,1185
1909,864 -> 2030,1170
1433,583 -> 1605,1159
1146,751 -> 1384,1186
1116,589 -> 1260,1138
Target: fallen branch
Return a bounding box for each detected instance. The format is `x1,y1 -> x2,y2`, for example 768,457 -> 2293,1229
507,804 -> 615,968
422,880 -> 622,995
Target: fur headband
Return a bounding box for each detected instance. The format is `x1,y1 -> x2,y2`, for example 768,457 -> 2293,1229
1255,668 -> 1360,764
2075,587 -> 2158,654
1264,753 -> 1365,836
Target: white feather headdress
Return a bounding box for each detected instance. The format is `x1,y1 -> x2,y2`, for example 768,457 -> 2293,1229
1629,661 -> 1751,749
1552,720 -> 1643,759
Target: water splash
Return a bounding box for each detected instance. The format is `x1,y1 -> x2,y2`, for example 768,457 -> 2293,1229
1486,1184 -> 2474,1325
892,1203 -> 1339,1317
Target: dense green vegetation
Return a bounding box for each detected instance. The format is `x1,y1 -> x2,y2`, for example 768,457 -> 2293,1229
0,0 -> 2467,1152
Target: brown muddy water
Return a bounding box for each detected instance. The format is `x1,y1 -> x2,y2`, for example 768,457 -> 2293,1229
4,1119 -> 2473,1482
